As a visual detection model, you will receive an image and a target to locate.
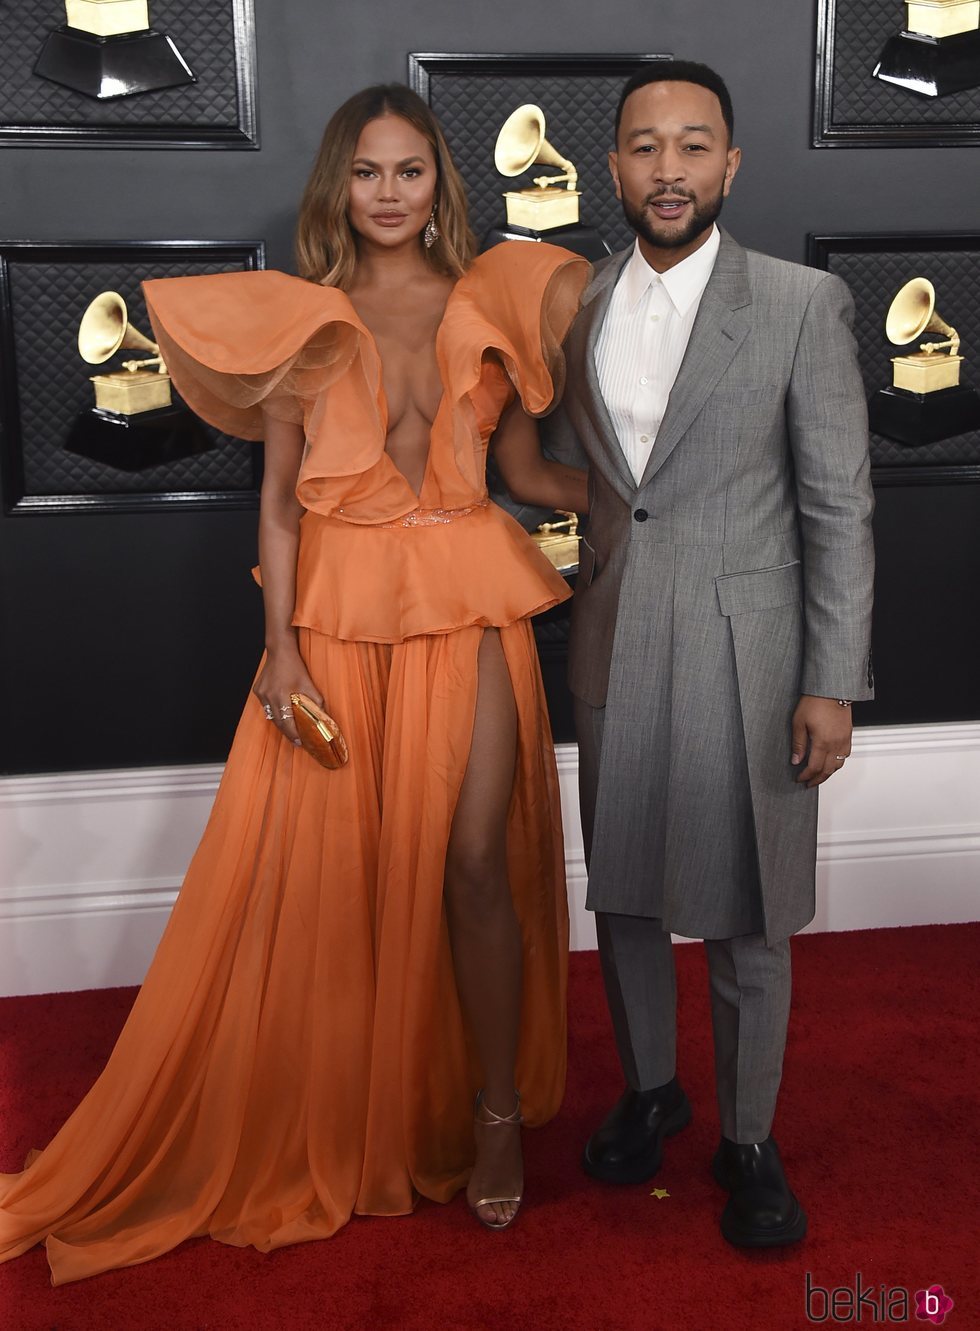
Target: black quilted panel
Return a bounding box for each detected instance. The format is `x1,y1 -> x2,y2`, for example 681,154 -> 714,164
4,249 -> 259,498
533,615 -> 571,647
426,63 -> 669,256
826,245 -> 980,468
0,0 -> 250,136
824,0 -> 980,130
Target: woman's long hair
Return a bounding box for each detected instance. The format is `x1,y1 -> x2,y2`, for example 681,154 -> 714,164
296,84 -> 476,289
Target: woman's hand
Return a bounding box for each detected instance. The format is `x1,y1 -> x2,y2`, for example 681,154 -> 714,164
253,640 -> 324,747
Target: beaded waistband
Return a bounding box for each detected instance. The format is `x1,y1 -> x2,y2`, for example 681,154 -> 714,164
378,498 -> 490,529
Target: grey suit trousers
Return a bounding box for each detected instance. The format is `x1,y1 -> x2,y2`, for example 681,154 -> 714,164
577,697 -> 792,1144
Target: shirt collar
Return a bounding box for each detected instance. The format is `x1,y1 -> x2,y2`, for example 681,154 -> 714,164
622,224 -> 721,317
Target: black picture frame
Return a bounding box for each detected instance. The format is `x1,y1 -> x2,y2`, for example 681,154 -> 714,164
0,0 -> 257,149
408,52 -> 672,255
809,232 -> 980,485
814,0 -> 980,147
0,240 -> 265,515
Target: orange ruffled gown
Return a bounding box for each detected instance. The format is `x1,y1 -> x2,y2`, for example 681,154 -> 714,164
0,243 -> 590,1284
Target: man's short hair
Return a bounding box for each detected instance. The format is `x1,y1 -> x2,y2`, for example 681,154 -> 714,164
614,60 -> 735,144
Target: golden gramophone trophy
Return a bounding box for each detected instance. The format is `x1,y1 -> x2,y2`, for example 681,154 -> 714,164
66,290 -> 210,471
873,0 -> 980,96
868,278 -> 980,444
481,104 -> 610,262
79,291 -> 172,414
532,510 -> 581,574
35,1 -> 195,100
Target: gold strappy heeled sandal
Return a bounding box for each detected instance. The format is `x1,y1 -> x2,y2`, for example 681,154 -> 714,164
468,1090 -> 524,1231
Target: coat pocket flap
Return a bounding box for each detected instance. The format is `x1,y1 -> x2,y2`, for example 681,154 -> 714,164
715,561 -> 802,617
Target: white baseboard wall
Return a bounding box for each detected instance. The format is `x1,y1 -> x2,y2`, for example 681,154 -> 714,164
1,724 -> 978,997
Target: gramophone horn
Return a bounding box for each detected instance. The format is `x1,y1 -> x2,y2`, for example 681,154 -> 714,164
78,290 -> 160,364
885,277 -> 957,349
494,103 -> 577,184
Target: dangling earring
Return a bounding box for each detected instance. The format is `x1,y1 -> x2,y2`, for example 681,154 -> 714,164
424,206 -> 440,249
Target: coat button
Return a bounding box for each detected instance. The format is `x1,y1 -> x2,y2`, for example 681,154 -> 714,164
634,508 -> 649,522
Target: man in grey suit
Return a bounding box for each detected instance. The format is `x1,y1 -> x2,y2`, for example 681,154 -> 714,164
548,61 -> 875,1246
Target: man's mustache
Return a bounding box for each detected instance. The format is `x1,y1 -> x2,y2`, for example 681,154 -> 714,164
644,189 -> 696,205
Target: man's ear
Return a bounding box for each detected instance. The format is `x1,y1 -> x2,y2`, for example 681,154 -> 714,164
608,149 -> 622,201
722,146 -> 741,197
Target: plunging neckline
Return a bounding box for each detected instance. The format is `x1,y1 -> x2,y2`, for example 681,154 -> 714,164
341,280 -> 460,503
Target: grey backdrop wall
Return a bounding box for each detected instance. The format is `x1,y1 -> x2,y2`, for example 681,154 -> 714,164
1,1 -> 978,773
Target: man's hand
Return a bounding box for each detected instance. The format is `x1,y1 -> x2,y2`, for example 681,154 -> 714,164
791,695 -> 853,788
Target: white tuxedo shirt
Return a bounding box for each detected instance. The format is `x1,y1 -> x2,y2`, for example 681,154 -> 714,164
593,224 -> 720,482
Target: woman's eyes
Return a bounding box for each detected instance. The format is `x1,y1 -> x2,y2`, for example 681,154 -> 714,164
353,167 -> 424,179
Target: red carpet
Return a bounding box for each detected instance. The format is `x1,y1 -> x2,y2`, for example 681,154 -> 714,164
1,923 -> 977,1330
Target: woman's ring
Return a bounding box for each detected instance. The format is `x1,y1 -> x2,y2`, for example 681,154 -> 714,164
835,755 -> 847,762
279,705 -> 293,719
263,703 -> 274,721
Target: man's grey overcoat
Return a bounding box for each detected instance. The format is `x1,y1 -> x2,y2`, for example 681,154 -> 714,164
544,229 -> 875,945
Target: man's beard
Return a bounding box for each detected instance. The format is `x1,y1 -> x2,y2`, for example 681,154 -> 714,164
621,188 -> 724,252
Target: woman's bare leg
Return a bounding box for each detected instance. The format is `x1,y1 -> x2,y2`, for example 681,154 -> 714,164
444,629 -> 523,1226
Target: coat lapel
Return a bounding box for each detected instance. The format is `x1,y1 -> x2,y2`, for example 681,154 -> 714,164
572,248 -> 636,500
637,229 -> 753,490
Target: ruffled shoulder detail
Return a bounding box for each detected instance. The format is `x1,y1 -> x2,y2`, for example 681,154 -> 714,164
141,252 -> 590,525
142,270 -> 378,440
439,242 -> 591,418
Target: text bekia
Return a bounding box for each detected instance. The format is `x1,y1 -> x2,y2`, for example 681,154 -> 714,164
805,1273 -> 955,1324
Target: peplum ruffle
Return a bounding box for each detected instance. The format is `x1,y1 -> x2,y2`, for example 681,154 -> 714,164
292,503 -> 571,643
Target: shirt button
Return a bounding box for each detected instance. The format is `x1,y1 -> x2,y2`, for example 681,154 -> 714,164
639,434 -> 649,443
634,508 -> 649,523
639,376 -> 648,385
650,314 -> 660,323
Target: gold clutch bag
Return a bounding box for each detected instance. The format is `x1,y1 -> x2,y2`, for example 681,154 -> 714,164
289,692 -> 349,769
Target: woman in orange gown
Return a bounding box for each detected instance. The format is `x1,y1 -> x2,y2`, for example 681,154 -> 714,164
0,84 -> 589,1283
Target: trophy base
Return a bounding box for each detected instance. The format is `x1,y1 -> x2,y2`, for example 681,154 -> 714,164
503,189 -> 582,231
481,223 -> 610,263
868,384 -> 980,445
90,369 -> 172,415
873,27 -> 980,97
34,26 -> 195,100
66,405 -> 212,472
